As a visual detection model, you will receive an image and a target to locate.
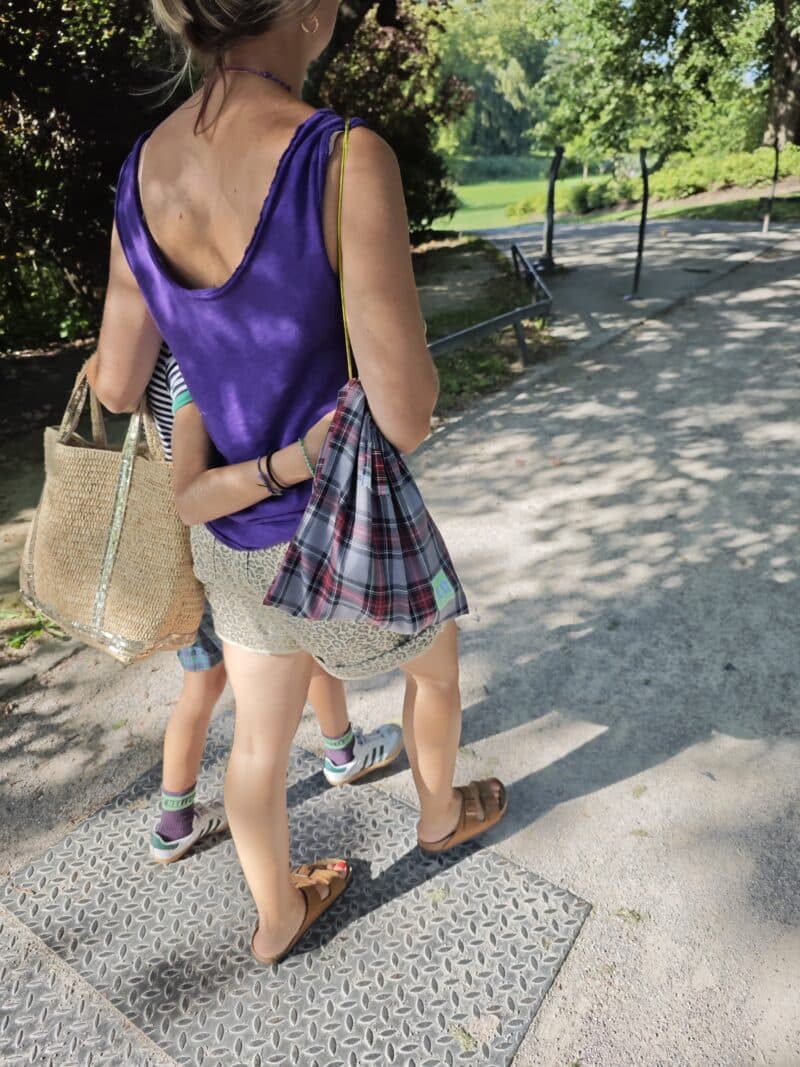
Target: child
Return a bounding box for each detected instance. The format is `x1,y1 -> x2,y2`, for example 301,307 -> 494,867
146,348 -> 404,863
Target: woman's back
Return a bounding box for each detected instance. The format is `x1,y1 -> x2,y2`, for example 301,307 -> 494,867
116,89 -> 359,550
137,86 -> 338,291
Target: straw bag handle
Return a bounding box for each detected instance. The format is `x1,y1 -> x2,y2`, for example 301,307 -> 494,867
59,365 -> 108,447
59,364 -> 166,461
337,120 -> 356,382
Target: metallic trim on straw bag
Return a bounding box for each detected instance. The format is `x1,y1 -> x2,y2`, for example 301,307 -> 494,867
20,588 -> 198,663
91,413 -> 141,630
21,500 -> 42,600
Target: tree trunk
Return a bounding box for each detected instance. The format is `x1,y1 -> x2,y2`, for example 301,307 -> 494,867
765,0 -> 800,146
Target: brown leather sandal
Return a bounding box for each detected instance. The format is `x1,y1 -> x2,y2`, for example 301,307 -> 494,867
417,779 -> 508,854
250,858 -> 352,966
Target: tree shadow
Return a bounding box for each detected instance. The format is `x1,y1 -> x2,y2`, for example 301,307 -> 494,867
3,236 -> 799,940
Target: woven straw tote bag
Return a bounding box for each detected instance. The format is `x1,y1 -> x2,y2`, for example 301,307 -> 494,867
20,366 -> 205,663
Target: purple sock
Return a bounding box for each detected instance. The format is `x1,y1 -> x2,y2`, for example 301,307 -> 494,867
323,725 -> 355,767
156,783 -> 196,842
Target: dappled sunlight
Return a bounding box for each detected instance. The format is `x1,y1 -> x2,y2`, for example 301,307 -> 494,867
406,238 -> 800,838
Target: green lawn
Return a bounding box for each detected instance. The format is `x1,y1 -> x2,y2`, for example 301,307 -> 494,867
440,179 -> 800,231
442,178 -> 553,231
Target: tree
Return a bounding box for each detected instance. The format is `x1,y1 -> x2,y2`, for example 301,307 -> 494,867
0,2 -> 167,346
315,5 -> 469,230
438,0 -> 548,157
765,0 -> 800,145
533,0 -> 800,166
0,0 -> 460,349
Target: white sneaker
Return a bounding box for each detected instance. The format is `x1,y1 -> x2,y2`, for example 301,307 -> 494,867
149,800 -> 228,864
323,723 -> 404,787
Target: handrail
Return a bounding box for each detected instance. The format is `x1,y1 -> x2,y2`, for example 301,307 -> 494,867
428,244 -> 553,365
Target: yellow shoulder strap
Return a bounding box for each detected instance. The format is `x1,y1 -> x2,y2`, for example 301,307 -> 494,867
337,120 -> 355,381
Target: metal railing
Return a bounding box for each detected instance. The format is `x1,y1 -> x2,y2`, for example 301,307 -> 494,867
428,243 -> 553,366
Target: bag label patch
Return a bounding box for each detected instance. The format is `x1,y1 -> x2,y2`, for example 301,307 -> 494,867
432,568 -> 456,610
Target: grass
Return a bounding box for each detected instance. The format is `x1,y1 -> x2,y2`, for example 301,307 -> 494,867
440,179 -> 800,232
442,177 -> 589,231
412,236 -> 552,413
0,604 -> 67,653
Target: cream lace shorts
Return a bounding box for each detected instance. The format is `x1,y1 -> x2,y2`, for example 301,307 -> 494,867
190,524 -> 443,680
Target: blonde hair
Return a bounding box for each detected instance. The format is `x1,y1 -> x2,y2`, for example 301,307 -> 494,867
151,0 -> 318,127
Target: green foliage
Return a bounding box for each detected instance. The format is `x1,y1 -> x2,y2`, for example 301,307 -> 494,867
315,6 -> 469,233
438,0 -> 548,158
0,1 -> 169,351
505,144 -> 800,219
506,174 -> 642,218
0,606 -> 67,651
1,1 -> 465,350
648,146 -> 800,199
648,163 -> 710,200
450,155 -> 554,183
533,0 -> 800,168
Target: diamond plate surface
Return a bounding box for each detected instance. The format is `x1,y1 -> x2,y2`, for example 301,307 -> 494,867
2,713 -> 589,1066
0,905 -> 174,1067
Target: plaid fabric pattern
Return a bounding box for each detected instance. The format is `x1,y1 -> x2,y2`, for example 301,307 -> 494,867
264,380 -> 469,635
176,602 -> 223,672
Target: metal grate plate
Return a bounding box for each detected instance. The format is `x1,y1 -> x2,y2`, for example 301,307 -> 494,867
0,906 -> 173,1067
2,713 -> 589,1066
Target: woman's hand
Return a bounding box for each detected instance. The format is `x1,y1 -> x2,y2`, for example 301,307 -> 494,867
303,409 -> 336,466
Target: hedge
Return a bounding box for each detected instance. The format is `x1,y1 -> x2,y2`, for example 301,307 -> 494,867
507,145 -> 800,218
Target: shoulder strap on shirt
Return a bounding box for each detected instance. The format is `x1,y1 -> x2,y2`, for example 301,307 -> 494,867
337,120 -> 356,381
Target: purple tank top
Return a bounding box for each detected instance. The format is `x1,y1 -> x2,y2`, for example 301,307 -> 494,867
114,109 -> 363,551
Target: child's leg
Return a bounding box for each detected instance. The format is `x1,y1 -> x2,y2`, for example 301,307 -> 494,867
152,606 -> 226,857
308,662 -> 404,787
161,663 -> 227,793
307,664 -> 354,764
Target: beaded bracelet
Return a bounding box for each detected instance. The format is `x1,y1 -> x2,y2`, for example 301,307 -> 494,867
256,453 -> 284,496
297,435 -> 316,477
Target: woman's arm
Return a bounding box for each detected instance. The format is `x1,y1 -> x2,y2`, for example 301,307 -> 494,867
171,403 -> 333,526
85,222 -> 162,413
336,129 -> 438,455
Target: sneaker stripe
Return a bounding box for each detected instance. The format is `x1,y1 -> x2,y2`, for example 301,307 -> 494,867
150,833 -> 181,851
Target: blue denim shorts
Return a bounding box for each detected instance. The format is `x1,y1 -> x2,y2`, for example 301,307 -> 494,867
177,602 -> 224,672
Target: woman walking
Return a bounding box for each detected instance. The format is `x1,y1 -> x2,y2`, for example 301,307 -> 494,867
88,0 -> 506,964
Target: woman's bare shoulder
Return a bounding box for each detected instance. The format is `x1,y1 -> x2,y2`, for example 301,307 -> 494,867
346,125 -> 399,175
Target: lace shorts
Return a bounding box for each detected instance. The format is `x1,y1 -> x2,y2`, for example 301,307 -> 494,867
190,524 -> 443,680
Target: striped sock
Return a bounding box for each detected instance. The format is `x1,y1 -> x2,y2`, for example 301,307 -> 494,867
156,783 -> 196,842
322,725 -> 355,767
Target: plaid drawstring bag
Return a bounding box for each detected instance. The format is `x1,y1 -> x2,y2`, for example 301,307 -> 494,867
263,122 -> 469,635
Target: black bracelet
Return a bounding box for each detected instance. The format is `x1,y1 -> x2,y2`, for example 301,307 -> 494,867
266,451 -> 290,493
256,453 -> 283,496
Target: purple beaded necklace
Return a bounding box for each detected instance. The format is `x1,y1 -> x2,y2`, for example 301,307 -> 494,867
223,66 -> 294,95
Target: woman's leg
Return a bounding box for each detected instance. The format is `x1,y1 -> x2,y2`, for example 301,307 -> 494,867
223,642 -> 338,957
400,621 -> 504,844
399,621 -> 463,843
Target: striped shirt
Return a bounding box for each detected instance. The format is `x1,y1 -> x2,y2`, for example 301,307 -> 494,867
146,348 -> 193,461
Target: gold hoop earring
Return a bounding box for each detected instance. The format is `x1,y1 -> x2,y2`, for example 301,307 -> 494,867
301,13 -> 320,33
